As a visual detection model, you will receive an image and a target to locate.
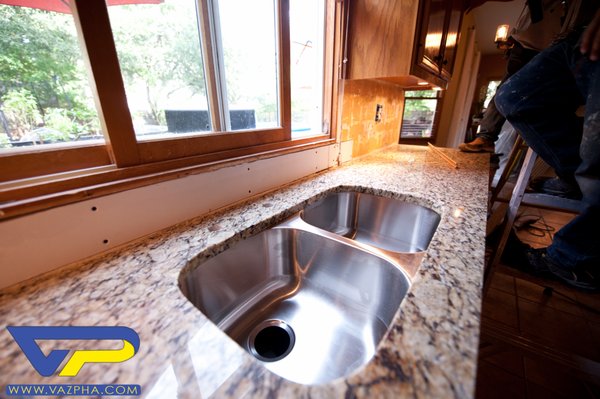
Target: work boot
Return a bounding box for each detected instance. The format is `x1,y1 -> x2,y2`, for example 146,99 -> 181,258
458,137 -> 495,153
525,248 -> 599,292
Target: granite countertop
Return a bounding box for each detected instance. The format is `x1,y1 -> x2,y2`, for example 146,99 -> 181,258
0,145 -> 489,398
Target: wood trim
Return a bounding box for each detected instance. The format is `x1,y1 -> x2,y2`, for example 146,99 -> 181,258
379,75 -> 431,88
339,0 -> 351,80
279,0 -> 292,138
410,64 -> 448,89
0,138 -> 334,220
1,136 -> 331,202
439,0 -> 465,80
136,128 -> 287,163
322,0 -> 336,137
71,0 -> 140,167
196,0 -> 223,132
0,144 -> 112,183
328,0 -> 343,140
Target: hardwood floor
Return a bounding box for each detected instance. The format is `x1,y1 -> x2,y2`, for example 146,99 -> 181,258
477,207 -> 600,399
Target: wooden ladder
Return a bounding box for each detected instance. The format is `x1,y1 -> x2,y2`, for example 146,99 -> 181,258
484,138 -> 583,292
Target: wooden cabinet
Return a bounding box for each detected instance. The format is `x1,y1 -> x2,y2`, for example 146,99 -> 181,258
411,0 -> 464,87
344,0 -> 419,81
344,0 -> 464,88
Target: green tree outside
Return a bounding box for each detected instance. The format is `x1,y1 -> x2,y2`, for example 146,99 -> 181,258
0,3 -> 209,144
0,5 -> 99,143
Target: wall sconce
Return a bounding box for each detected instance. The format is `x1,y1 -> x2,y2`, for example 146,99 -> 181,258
494,24 -> 512,50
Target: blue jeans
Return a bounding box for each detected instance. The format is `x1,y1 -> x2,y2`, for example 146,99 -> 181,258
495,31 -> 600,270
477,43 -> 539,143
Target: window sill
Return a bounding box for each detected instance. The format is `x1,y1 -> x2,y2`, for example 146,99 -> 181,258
0,136 -> 335,221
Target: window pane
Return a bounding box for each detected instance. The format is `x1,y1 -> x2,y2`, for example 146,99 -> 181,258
108,0 -> 210,140
0,5 -> 103,151
217,0 -> 279,131
405,90 -> 438,98
401,99 -> 438,138
290,0 -> 325,138
483,80 -> 501,108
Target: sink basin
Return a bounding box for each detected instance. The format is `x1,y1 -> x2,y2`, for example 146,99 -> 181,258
180,190 -> 441,385
301,191 -> 441,253
180,227 -> 410,385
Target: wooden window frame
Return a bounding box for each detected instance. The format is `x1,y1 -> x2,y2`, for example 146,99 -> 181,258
0,0 -> 344,219
80,0 -> 293,166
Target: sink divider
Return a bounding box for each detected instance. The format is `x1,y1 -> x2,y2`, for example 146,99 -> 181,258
274,213 -> 416,281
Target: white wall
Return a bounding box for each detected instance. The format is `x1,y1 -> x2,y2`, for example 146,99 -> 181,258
473,1 -> 524,55
0,144 -> 339,289
446,27 -> 481,149
436,13 -> 482,148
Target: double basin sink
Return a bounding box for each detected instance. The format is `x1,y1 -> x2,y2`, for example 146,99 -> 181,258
179,190 -> 441,385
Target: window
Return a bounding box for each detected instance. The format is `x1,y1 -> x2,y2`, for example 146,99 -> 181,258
290,0 -> 326,137
107,0 -> 284,137
0,0 -> 340,216
400,90 -> 441,140
108,0 -> 212,138
483,80 -> 501,109
216,0 -> 280,131
0,6 -> 103,148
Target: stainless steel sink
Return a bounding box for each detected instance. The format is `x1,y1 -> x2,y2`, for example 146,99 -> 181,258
179,190 -> 440,385
301,191 -> 441,253
180,227 -> 410,385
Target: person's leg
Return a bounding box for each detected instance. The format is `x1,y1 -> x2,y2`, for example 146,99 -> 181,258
495,38 -> 584,180
496,34 -> 600,289
460,44 -> 539,152
546,40 -> 600,272
478,44 -> 540,141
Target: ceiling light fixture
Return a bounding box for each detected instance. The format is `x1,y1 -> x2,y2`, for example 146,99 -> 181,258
494,24 -> 512,50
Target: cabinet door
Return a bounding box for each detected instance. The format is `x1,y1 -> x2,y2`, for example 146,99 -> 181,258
417,0 -> 447,74
345,0 -> 418,79
440,0 -> 464,79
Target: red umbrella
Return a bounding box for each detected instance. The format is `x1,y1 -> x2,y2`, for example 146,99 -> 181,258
0,0 -> 162,14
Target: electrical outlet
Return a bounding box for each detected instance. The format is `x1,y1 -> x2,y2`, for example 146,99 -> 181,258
375,104 -> 383,122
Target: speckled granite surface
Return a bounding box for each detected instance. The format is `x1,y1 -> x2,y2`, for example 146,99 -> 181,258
0,145 -> 489,398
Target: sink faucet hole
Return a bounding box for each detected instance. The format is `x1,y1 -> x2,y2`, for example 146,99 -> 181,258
249,320 -> 295,362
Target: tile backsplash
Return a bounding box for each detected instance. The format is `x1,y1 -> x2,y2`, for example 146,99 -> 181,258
340,79 -> 405,157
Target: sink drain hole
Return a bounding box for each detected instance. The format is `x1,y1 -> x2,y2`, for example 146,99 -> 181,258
249,320 -> 295,362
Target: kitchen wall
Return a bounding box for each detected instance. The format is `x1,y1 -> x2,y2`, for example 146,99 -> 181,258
471,53 -> 506,115
436,11 -> 481,148
0,145 -> 339,289
477,53 -> 506,89
339,79 -> 405,157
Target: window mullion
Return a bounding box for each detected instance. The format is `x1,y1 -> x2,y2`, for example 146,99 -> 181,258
323,0 -> 337,135
197,0 -> 225,132
208,0 -> 231,131
279,0 -> 292,138
71,0 -> 140,167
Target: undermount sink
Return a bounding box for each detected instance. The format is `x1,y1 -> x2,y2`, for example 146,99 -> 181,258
179,190 -> 440,385
301,191 -> 441,253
